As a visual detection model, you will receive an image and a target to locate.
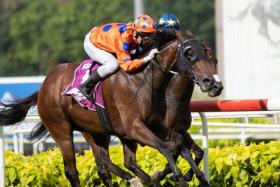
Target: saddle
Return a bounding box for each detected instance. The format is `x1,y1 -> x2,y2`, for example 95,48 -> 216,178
62,59 -> 114,134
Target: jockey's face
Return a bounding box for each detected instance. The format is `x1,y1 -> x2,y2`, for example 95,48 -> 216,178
133,31 -> 142,45
134,32 -> 154,45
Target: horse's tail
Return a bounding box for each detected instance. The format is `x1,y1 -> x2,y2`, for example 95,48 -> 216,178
0,92 -> 38,125
28,121 -> 49,141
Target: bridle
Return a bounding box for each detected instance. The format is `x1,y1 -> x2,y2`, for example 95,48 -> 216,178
149,38 -> 207,84
177,38 -> 208,81
129,37 -> 206,103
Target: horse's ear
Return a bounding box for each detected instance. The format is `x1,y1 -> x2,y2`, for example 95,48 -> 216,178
185,30 -> 193,38
174,30 -> 183,39
201,41 -> 214,59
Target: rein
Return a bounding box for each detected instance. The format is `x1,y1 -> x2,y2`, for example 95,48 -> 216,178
128,57 -> 172,104
129,61 -> 153,104
151,59 -> 197,82
129,37 -> 204,103
129,58 -> 195,106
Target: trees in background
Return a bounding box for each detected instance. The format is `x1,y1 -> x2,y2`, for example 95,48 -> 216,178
0,0 -> 214,76
146,0 -> 215,49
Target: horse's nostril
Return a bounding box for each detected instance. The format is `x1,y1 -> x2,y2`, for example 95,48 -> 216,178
213,82 -> 223,92
202,78 -> 213,85
214,85 -> 219,91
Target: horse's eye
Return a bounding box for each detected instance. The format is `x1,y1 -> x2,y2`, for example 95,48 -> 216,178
185,49 -> 194,59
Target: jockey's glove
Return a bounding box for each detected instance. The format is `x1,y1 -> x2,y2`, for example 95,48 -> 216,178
143,48 -> 159,63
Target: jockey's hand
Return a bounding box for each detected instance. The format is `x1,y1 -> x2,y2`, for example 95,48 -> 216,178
143,48 -> 159,63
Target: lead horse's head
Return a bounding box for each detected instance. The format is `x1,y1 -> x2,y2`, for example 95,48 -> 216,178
145,29 -> 223,97
174,32 -> 223,97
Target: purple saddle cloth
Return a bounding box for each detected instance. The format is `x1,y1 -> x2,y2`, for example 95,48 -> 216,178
62,59 -> 105,111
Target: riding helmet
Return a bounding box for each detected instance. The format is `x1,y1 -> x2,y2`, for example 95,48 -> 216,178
157,13 -> 180,31
133,14 -> 157,33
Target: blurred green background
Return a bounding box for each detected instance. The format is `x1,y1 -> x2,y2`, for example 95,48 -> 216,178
0,0 -> 215,76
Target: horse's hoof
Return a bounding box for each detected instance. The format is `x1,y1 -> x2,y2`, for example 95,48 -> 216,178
184,172 -> 194,182
129,177 -> 144,187
151,171 -> 163,182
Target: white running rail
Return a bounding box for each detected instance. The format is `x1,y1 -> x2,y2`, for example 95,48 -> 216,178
1,101 -> 280,186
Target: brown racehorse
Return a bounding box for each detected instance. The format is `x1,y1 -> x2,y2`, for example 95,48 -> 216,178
80,41 -> 223,187
0,33 -> 214,187
150,43 -> 223,183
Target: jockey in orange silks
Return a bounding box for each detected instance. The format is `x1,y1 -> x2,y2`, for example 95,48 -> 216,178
79,14 -> 158,99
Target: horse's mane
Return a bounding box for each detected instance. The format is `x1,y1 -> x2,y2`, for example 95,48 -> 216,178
157,29 -> 182,50
158,30 -> 195,50
158,38 -> 177,51
128,31 -> 181,74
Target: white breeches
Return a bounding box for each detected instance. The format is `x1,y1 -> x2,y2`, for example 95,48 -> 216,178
84,33 -> 119,78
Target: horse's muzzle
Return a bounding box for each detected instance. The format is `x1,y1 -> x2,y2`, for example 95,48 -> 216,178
208,81 -> 223,97
198,75 -> 214,92
197,75 -> 223,97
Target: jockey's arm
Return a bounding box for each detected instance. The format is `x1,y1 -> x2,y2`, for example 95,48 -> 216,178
118,50 -> 145,72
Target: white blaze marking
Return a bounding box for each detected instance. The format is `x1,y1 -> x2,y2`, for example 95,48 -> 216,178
213,74 -> 221,82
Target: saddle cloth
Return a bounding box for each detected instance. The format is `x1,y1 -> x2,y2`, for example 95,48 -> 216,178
61,59 -> 105,111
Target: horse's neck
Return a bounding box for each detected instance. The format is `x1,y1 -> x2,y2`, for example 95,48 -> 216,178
147,64 -> 173,94
103,40 -> 178,123
112,64 -> 173,95
167,75 -> 194,104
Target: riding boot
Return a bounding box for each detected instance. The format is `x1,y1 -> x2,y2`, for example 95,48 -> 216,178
79,71 -> 102,100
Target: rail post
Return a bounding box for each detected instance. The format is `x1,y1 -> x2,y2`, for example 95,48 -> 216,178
198,112 -> 209,182
240,130 -> 246,144
19,133 -> 24,153
0,126 -> 5,187
13,132 -> 19,154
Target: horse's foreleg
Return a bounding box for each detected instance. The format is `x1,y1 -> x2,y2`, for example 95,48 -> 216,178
151,130 -> 191,183
128,118 -> 186,186
151,153 -> 179,183
83,133 -> 113,187
183,133 -> 204,182
152,131 -> 182,181
121,138 -> 161,187
179,132 -> 209,186
83,133 -> 134,186
48,124 -> 80,187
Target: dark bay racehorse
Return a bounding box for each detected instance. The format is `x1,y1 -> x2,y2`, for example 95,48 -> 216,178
108,34 -> 223,186
80,40 -> 223,187
151,43 -> 223,183
0,33 -> 214,187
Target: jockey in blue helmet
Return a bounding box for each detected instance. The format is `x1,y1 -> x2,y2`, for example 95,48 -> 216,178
157,13 -> 180,31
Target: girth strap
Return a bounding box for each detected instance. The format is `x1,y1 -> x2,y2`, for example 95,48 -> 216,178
95,104 -> 114,134
90,91 -> 114,135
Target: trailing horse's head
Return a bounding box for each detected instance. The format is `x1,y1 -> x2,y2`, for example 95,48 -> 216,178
175,32 -> 223,97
